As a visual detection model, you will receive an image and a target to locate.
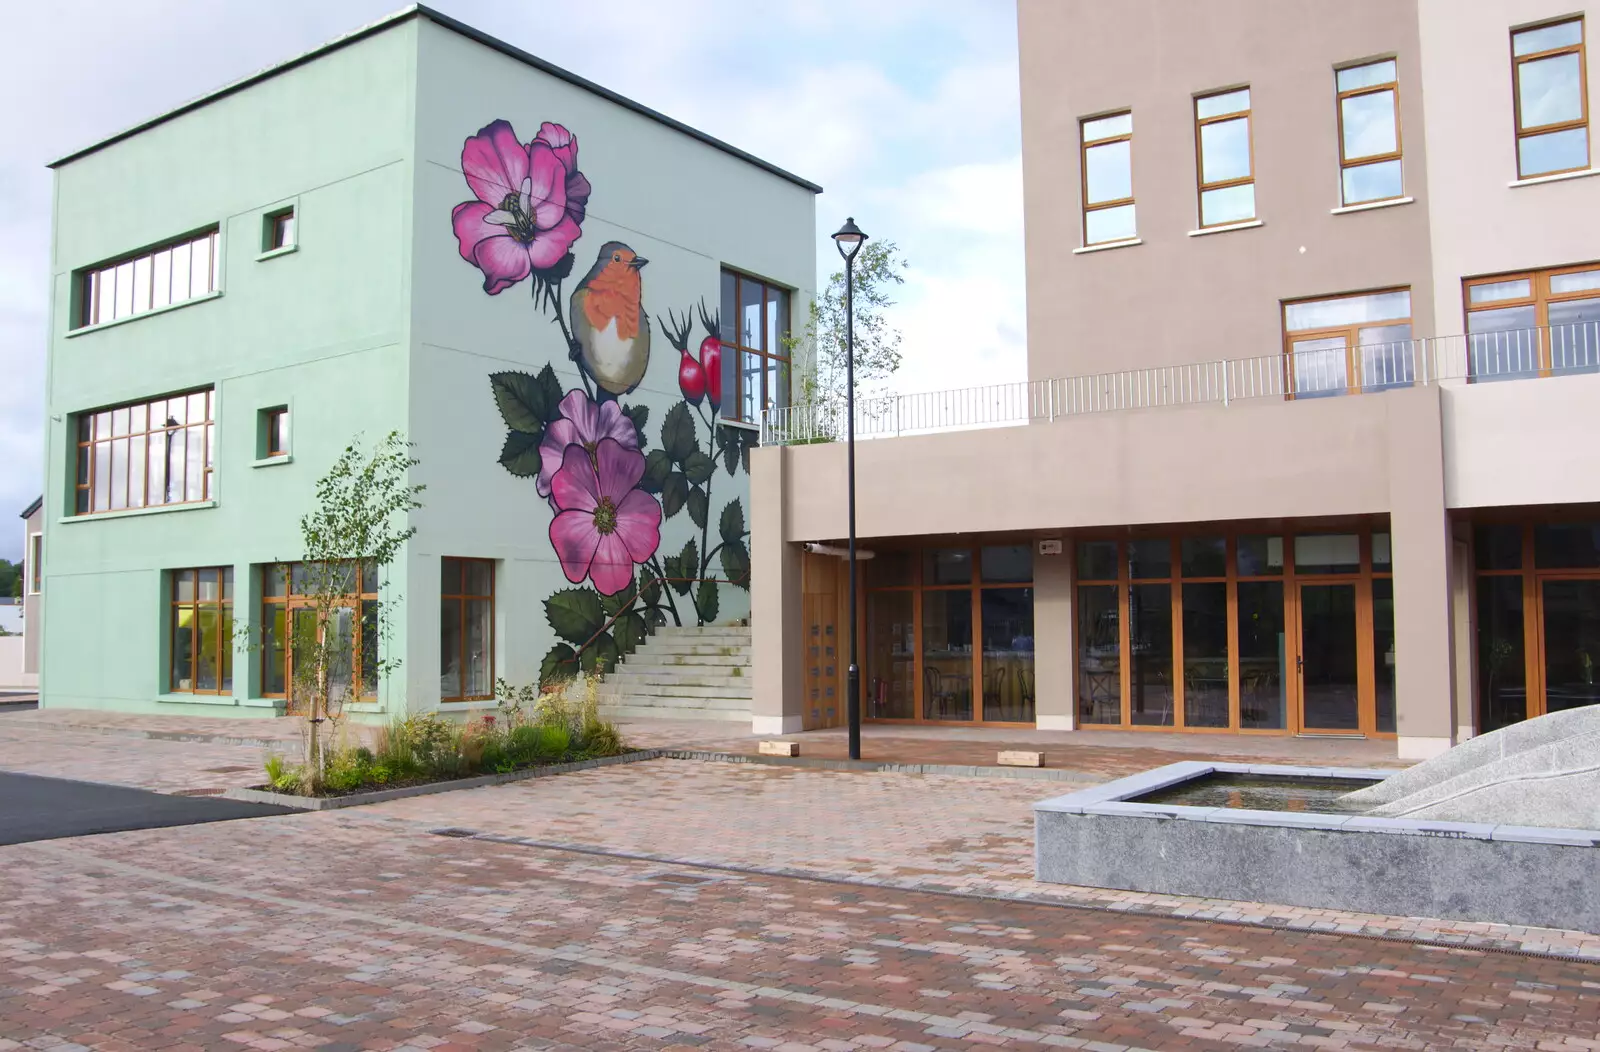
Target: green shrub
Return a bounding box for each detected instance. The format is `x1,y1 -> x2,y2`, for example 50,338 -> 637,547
533,722 -> 571,760
263,754 -> 305,794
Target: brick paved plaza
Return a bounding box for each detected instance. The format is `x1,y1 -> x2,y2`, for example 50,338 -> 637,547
0,712 -> 1597,1050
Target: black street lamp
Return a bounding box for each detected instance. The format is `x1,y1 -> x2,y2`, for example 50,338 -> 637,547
832,217 -> 867,761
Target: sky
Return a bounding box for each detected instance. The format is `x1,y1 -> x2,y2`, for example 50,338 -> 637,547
0,0 -> 1024,561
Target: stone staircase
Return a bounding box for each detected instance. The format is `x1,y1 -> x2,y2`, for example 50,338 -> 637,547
598,625 -> 752,722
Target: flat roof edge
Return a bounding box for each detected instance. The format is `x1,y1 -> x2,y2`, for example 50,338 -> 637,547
47,4 -> 824,195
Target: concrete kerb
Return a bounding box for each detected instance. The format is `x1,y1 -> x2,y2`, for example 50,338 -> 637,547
657,749 -> 1101,782
220,746 -> 1103,811
223,749 -> 668,810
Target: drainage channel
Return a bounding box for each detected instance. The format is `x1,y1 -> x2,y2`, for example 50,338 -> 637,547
425,828 -> 1600,966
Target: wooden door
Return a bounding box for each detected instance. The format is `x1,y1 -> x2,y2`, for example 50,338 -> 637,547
801,551 -> 848,730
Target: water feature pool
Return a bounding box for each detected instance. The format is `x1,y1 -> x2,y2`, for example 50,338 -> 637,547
1134,772 -> 1379,812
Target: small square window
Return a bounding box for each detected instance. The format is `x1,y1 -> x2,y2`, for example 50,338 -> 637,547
261,406 -> 289,458
265,209 -> 295,252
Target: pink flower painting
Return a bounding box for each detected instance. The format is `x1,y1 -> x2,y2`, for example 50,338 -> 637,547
549,438 -> 662,596
537,389 -> 638,498
451,120 -> 589,294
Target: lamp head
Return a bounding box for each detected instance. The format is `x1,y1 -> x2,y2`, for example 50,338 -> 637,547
832,216 -> 867,262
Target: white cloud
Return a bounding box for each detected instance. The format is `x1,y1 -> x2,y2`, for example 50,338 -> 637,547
0,0 -> 1024,558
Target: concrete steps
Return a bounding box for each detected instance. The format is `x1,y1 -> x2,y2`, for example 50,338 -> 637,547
600,625 -> 752,723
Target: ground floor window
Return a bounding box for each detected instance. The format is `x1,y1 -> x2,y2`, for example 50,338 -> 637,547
1474,519 -> 1600,733
169,567 -> 233,694
1076,529 -> 1394,735
260,560 -> 378,710
864,543 -> 1034,725
440,557 -> 495,702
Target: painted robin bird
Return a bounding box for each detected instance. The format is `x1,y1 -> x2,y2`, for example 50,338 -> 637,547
570,241 -> 651,397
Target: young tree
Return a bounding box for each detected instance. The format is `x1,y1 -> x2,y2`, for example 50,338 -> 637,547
0,559 -> 19,601
280,431 -> 424,783
788,239 -> 908,412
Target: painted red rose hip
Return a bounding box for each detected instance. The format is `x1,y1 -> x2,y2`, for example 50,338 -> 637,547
699,336 -> 723,411
678,350 -> 706,404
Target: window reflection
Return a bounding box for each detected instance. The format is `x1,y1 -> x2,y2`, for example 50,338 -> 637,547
1182,582 -> 1229,727
1077,584 -> 1121,724
867,591 -> 915,719
1238,581 -> 1287,729
982,588 -> 1034,722
922,590 -> 972,721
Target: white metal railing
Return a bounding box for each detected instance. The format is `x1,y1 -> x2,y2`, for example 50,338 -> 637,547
760,323 -> 1600,445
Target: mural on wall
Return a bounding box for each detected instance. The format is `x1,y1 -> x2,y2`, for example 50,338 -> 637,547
451,119 -> 755,684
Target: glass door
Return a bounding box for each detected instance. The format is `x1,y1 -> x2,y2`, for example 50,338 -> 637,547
1296,582 -> 1362,732
1540,579 -> 1600,713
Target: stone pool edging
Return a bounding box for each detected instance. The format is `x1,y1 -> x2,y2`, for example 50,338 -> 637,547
1035,761 -> 1600,934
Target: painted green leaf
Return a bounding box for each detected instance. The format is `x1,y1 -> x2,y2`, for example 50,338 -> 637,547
613,611 -> 648,655
546,588 -> 606,645
499,430 -> 543,477
661,402 -> 698,465
695,579 -> 719,624
721,538 -> 751,590
683,451 -> 715,485
687,486 -> 708,530
534,363 -> 566,423
718,426 -> 739,475
673,538 -> 698,595
490,372 -> 548,433
661,554 -> 683,589
662,472 -> 689,518
601,577 -> 638,617
539,643 -> 578,688
622,403 -> 650,446
719,499 -> 745,545
641,450 -> 673,494
638,566 -> 662,607
579,632 -> 620,674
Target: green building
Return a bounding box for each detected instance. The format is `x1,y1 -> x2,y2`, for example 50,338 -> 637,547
39,6 -> 818,719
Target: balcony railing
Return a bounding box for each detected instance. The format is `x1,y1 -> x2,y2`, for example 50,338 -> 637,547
760,323 -> 1600,446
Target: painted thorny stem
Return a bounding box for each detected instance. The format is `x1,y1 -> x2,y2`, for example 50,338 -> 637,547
541,280 -> 594,400
694,403 -> 719,623
647,555 -> 683,626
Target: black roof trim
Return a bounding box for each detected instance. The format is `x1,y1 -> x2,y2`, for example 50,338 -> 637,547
47,5 -> 823,194
20,497 -> 42,520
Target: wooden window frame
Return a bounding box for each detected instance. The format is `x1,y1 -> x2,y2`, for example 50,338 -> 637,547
265,408 -> 290,458
1071,526 -> 1393,737
1470,512 -> 1600,729
265,208 -> 296,252
860,542 -> 1037,728
73,388 -> 215,515
1511,17 -> 1590,180
75,228 -> 220,329
1194,88 -> 1256,228
721,268 -> 792,424
1335,60 -> 1404,205
440,557 -> 497,703
1079,111 -> 1136,246
1281,288 -> 1414,398
259,561 -> 380,704
169,567 -> 233,695
27,533 -> 41,594
1464,262 -> 1600,377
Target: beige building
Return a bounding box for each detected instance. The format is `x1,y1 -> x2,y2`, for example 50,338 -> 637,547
752,0 -> 1600,759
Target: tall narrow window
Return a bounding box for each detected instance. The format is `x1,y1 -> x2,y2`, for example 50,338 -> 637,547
440,557 -> 495,702
1080,112 -> 1136,245
1512,18 -> 1589,178
27,533 -> 42,594
1282,289 -> 1413,397
718,269 -> 790,423
76,229 -> 220,328
1336,60 -> 1403,205
74,388 -> 214,515
263,407 -> 290,457
170,567 -> 233,694
1194,88 -> 1255,227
